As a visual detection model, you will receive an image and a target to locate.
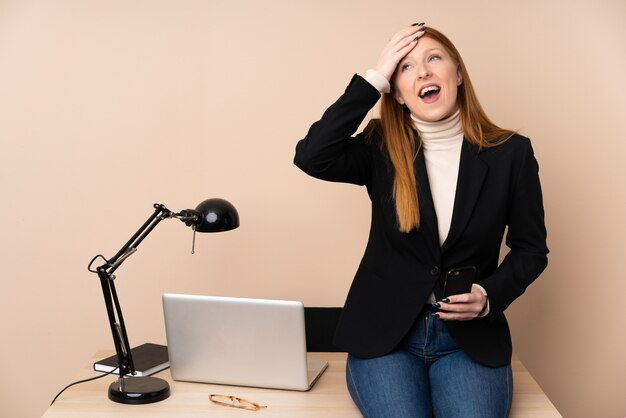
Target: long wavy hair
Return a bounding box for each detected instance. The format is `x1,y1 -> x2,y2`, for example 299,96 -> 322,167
379,27 -> 514,233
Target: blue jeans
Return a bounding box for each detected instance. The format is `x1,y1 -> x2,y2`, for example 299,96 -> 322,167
346,308 -> 512,418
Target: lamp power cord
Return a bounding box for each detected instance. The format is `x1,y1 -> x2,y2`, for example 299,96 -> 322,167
50,367 -> 119,406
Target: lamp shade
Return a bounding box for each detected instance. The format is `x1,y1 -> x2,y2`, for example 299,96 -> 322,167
194,198 -> 240,232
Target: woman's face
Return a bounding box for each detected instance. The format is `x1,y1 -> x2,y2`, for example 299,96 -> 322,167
393,37 -> 462,122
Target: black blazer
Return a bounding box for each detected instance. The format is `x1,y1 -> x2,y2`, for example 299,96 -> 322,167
294,75 -> 548,367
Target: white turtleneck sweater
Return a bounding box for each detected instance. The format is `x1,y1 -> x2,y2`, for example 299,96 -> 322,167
412,111 -> 463,305
363,70 -> 489,315
364,69 -> 462,245
411,110 -> 463,246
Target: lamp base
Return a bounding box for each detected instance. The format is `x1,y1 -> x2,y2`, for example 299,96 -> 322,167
108,376 -> 170,404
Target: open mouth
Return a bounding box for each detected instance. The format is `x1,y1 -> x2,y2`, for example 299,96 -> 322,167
418,85 -> 441,103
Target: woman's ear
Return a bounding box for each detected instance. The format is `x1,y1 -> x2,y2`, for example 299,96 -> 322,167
393,90 -> 405,105
456,68 -> 463,86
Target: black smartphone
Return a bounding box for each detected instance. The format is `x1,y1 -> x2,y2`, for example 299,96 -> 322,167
443,266 -> 476,297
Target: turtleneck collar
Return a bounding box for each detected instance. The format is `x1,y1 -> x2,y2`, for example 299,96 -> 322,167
410,109 -> 463,148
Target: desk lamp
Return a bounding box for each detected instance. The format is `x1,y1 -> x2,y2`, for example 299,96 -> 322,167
87,199 -> 239,404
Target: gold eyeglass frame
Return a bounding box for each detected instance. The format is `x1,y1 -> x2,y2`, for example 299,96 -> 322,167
209,394 -> 267,411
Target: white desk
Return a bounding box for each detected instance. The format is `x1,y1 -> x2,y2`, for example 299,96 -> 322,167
42,351 -> 561,417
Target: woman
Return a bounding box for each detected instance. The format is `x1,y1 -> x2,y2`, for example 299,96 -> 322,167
294,24 -> 548,417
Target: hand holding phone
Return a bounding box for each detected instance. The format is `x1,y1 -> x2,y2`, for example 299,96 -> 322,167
443,266 -> 476,297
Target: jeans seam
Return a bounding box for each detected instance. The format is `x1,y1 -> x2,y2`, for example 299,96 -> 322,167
347,359 -> 370,418
433,317 -> 440,354
423,312 -> 430,355
505,366 -> 513,418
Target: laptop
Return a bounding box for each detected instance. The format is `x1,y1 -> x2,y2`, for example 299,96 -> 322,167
162,293 -> 329,391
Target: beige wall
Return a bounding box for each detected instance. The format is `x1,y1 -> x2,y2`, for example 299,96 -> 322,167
1,1 -> 624,417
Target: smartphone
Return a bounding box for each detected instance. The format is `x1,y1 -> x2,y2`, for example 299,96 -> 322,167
443,266 -> 476,297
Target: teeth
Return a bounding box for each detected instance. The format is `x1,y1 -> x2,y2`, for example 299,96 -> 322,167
419,85 -> 440,97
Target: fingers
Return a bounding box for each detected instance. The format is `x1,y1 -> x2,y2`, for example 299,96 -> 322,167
445,292 -> 478,304
434,310 -> 478,321
387,25 -> 426,57
433,286 -> 487,321
389,24 -> 426,48
375,23 -> 427,80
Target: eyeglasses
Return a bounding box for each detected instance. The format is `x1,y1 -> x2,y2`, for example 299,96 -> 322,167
209,394 -> 267,411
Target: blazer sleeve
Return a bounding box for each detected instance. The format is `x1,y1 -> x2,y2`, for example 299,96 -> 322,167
294,74 -> 382,186
479,138 -> 549,315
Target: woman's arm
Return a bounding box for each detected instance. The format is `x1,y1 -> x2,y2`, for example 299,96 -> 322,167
293,75 -> 381,185
435,138 -> 548,321
294,25 -> 427,185
477,139 -> 549,315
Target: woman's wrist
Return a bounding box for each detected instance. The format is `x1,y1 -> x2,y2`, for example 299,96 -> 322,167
363,69 -> 391,93
475,284 -> 490,317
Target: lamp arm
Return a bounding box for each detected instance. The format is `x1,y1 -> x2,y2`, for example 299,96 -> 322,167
96,270 -> 133,376
105,204 -> 170,274
91,203 -> 174,377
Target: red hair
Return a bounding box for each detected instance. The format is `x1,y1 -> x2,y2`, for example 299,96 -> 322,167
378,27 -> 514,233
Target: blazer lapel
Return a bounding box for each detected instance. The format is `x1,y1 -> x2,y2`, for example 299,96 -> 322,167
441,140 -> 488,254
414,148 -> 441,261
